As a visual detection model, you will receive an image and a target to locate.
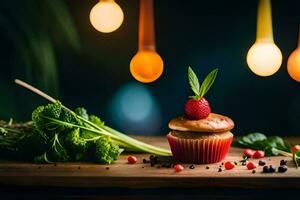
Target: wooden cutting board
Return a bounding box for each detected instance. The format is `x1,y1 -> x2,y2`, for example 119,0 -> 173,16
0,136 -> 299,189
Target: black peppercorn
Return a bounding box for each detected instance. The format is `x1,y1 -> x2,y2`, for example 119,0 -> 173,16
278,165 -> 288,173
263,166 -> 269,173
218,168 -> 222,172
269,165 -> 276,173
143,158 -> 147,163
258,160 -> 266,166
280,160 -> 288,166
252,170 -> 256,174
189,164 -> 195,169
106,167 -> 110,170
206,166 -> 209,169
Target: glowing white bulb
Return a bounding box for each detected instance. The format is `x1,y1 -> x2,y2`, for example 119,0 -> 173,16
246,0 -> 282,77
247,42 -> 282,76
89,0 -> 124,33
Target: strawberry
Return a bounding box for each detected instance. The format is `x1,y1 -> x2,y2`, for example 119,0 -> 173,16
253,150 -> 265,159
291,145 -> 300,153
185,67 -> 218,120
246,161 -> 257,170
224,161 -> 235,170
174,164 -> 184,172
184,97 -> 211,119
243,149 -> 255,158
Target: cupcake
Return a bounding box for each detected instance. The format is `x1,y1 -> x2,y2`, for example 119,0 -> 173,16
167,113 -> 234,164
167,67 -> 234,164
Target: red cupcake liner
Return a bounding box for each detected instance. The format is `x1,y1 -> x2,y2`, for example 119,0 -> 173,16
167,132 -> 233,164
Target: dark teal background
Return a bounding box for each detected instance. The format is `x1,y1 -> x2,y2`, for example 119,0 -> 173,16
1,0 -> 300,136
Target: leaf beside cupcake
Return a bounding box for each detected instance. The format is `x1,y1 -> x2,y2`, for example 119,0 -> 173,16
167,67 -> 234,164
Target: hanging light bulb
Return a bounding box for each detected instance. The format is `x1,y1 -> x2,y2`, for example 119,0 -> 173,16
287,25 -> 300,82
130,0 -> 164,83
246,0 -> 282,76
89,0 -> 124,33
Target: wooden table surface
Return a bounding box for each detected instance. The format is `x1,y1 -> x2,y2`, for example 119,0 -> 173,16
0,136 -> 300,189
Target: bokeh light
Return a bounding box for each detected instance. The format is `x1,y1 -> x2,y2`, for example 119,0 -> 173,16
109,82 -> 162,135
247,42 -> 282,76
130,50 -> 164,83
287,48 -> 300,82
246,0 -> 282,77
89,0 -> 124,33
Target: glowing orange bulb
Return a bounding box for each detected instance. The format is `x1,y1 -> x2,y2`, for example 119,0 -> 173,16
287,26 -> 300,82
130,50 -> 163,83
288,49 -> 300,82
130,0 -> 164,83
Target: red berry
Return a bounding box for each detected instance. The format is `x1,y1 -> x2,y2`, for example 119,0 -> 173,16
184,97 -> 211,120
224,161 -> 235,170
246,161 -> 257,170
291,145 -> 300,153
253,150 -> 265,159
127,156 -> 137,164
174,164 -> 184,172
243,149 -> 255,158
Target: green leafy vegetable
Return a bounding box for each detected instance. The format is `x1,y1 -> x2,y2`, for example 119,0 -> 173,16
29,101 -> 171,164
75,107 -> 89,120
0,100 -> 171,164
233,132 -> 300,167
233,132 -> 291,156
94,136 -> 123,164
188,67 -> 218,100
0,120 -> 46,160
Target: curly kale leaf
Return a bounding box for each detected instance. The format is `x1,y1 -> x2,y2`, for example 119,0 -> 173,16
32,102 -> 78,137
33,133 -> 69,163
89,115 -> 105,127
30,102 -> 126,163
64,128 -> 93,161
47,133 -> 69,162
94,136 -> 123,164
65,128 -> 87,152
43,102 -> 62,118
75,107 -> 89,120
32,105 -> 48,139
60,109 -> 81,125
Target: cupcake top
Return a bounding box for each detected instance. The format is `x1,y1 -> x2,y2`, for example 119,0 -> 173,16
168,113 -> 234,133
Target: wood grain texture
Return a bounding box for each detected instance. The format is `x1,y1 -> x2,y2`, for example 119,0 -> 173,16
0,136 -> 300,189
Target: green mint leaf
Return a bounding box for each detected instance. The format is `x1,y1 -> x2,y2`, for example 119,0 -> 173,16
199,68 -> 218,97
188,66 -> 200,98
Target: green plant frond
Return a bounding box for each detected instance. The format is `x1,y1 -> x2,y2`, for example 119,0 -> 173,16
44,0 -> 80,52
